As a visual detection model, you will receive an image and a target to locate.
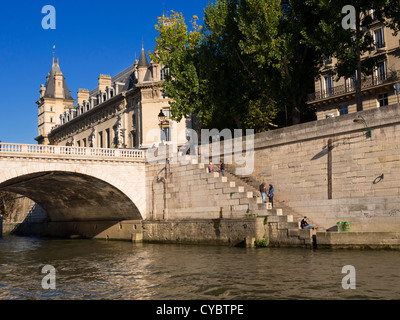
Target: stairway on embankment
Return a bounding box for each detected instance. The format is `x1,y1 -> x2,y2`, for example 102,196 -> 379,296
167,157 -> 316,247
223,167 -> 322,230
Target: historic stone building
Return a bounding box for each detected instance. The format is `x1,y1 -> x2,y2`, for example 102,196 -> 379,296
35,46 -> 190,149
307,17 -> 400,120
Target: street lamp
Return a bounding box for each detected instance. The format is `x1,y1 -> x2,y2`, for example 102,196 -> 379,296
157,109 -> 169,220
158,109 -> 166,144
353,115 -> 371,138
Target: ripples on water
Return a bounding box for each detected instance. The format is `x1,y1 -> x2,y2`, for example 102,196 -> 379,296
0,235 -> 399,300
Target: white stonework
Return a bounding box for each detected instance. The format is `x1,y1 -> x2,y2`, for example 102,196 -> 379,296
0,144 -> 147,221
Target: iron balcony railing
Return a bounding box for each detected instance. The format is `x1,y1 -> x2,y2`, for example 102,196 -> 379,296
307,70 -> 400,102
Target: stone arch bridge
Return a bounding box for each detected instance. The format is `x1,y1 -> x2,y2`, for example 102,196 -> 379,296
0,143 -> 147,240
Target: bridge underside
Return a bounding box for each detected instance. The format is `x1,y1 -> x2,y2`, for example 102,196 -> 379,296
0,171 -> 142,223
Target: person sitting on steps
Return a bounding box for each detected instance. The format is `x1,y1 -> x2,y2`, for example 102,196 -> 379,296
208,162 -> 215,173
301,216 -> 318,230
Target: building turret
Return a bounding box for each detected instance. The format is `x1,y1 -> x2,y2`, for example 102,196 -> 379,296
137,46 -> 150,83
35,57 -> 75,145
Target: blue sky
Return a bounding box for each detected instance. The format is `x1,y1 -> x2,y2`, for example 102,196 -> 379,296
0,0 -> 210,144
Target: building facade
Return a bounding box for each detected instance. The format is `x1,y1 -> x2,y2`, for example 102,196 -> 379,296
307,18 -> 400,120
35,46 -> 190,149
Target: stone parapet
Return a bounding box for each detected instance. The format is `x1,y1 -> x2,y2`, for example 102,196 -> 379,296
316,232 -> 400,249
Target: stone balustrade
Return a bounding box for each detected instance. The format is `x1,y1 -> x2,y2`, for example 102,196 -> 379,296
0,143 -> 146,160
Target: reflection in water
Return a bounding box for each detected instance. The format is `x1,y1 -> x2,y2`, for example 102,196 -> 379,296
0,235 -> 399,300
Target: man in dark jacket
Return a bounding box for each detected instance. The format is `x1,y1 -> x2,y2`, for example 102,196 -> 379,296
301,216 -> 318,230
267,184 -> 274,207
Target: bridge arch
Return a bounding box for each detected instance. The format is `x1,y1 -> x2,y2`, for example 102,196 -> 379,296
0,168 -> 143,222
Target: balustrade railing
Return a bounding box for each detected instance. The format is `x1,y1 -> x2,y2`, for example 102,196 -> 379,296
0,143 -> 146,160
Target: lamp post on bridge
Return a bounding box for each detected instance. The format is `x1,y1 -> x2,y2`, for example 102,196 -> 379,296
157,109 -> 169,220
158,109 -> 166,146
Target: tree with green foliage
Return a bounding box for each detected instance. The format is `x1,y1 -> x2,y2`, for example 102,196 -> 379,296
151,3 -> 283,132
0,191 -> 18,220
152,0 -> 400,131
235,0 -> 324,124
151,11 -> 205,123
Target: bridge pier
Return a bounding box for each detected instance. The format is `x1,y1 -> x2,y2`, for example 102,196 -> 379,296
12,220 -> 143,241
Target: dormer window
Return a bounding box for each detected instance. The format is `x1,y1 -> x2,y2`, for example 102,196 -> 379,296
161,67 -> 170,80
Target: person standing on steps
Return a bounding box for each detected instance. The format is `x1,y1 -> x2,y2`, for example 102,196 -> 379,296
219,160 -> 225,176
267,184 -> 274,207
259,182 -> 267,203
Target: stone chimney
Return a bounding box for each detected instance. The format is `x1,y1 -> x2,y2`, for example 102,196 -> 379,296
98,74 -> 112,92
77,88 -> 90,105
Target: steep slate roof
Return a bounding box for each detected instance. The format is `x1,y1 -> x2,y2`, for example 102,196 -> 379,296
90,64 -> 136,96
138,46 -> 149,67
44,58 -> 74,100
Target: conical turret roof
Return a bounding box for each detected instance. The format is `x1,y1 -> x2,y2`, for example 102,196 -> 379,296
43,57 -> 73,100
138,46 -> 149,67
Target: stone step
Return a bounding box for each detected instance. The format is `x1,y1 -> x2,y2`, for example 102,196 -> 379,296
231,191 -> 253,199
277,222 -> 300,230
206,176 -> 227,184
222,186 -> 244,194
214,181 -> 235,189
299,229 -> 316,239
287,228 -> 300,237
267,215 -> 293,223
249,209 -> 283,216
249,203 -> 273,210
239,196 -> 259,205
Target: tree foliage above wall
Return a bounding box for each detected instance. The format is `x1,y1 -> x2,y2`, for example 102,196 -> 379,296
151,0 -> 400,132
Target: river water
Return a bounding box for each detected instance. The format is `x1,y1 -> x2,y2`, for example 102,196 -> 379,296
0,235 -> 399,300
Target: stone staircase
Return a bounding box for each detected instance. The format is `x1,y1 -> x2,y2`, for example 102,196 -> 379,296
223,166 -> 322,233
170,157 -> 315,247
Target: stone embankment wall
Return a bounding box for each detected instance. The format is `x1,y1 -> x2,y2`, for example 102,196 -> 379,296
142,218 -> 266,246
227,105 -> 400,232
146,105 -> 400,232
